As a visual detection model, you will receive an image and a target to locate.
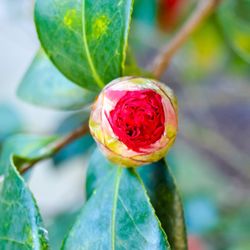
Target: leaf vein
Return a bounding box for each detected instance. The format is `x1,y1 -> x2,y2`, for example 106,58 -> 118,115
82,1 -> 104,88
118,196 -> 148,244
111,167 -> 122,250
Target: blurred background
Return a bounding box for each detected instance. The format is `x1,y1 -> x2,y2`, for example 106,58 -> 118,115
0,0 -> 249,249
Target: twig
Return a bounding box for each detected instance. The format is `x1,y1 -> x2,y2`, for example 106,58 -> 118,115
20,123 -> 90,174
50,124 -> 90,154
150,0 -> 222,78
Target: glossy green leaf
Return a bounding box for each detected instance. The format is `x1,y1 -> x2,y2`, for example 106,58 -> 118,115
86,149 -> 187,249
35,0 -> 134,91
86,147 -> 113,198
0,177 -> 4,192
0,134 -> 58,175
218,0 -> 250,63
18,49 -> 96,111
0,134 -> 60,248
0,158 -> 49,250
64,157 -> 170,249
138,160 -> 187,250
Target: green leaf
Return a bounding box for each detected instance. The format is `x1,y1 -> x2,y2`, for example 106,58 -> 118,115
86,147 -> 113,198
63,166 -> 170,249
218,0 -> 250,63
0,134 -> 58,175
18,49 -> 96,111
35,0 -> 134,91
0,158 -> 49,250
0,135 -> 59,248
86,149 -> 187,249
138,160 -> 187,250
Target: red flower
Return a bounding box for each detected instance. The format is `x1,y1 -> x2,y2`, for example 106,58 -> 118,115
107,90 -> 165,152
89,77 -> 178,167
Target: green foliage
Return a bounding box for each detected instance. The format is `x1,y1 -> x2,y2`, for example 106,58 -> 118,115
86,148 -> 186,249
0,135 -> 59,249
0,134 -> 58,175
138,160 -> 187,250
0,159 -> 48,250
86,148 -> 113,198
0,0 -> 190,248
35,0 -> 134,91
218,0 -> 250,63
18,49 -> 96,111
64,163 -> 170,249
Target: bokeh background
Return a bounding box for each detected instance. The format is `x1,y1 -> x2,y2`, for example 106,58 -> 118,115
0,0 -> 250,249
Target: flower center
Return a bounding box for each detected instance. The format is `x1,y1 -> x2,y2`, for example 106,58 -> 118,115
108,89 -> 165,152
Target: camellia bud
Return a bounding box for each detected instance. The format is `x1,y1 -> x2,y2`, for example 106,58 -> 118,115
89,77 -> 178,167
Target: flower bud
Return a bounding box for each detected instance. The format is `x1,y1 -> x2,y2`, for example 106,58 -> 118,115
89,77 -> 178,167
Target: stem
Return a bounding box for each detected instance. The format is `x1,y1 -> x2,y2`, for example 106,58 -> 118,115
150,0 -> 222,78
20,123 -> 90,174
51,124 -> 90,154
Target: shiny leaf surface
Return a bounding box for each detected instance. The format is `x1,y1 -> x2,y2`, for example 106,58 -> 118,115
0,159 -> 49,250
0,134 -> 61,248
35,0 -> 134,90
0,134 -> 58,175
64,150 -> 170,249
86,148 -> 187,249
138,160 -> 187,250
18,49 -> 96,111
86,147 -> 113,198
